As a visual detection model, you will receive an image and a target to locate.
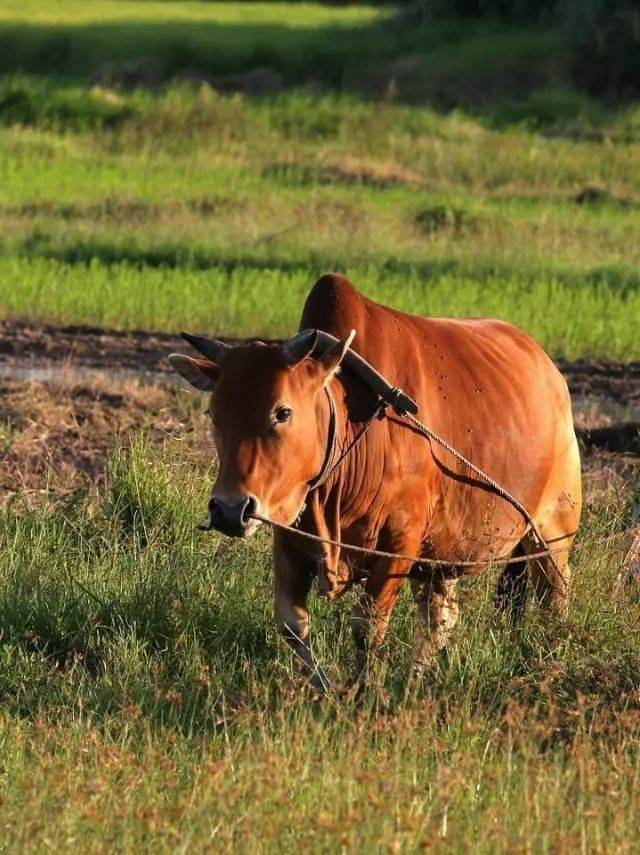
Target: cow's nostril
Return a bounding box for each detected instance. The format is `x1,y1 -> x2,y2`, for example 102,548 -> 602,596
242,494 -> 258,523
208,498 -> 225,529
206,493 -> 259,537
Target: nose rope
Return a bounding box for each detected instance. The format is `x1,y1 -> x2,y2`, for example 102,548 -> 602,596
249,510 -> 575,569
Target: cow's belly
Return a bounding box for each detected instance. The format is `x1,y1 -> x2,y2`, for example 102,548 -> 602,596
420,410 -> 581,572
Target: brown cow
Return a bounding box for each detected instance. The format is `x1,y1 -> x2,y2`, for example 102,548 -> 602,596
169,275 -> 581,688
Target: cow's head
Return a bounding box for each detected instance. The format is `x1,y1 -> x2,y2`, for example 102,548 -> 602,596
168,329 -> 354,537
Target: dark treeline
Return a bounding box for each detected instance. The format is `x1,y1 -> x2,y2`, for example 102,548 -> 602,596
331,0 -> 640,98
321,1 -> 640,97
400,0 -> 640,98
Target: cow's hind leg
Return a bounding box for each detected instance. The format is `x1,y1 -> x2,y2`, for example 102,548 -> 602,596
410,573 -> 459,670
521,524 -> 574,614
523,467 -> 581,614
495,545 -> 528,619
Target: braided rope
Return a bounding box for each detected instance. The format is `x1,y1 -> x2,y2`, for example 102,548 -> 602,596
312,396 -> 387,491
306,386 -> 339,491
251,392 -> 576,569
250,511 -> 586,568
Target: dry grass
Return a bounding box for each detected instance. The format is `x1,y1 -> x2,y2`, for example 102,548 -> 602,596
0,379 -> 638,849
0,376 -> 204,506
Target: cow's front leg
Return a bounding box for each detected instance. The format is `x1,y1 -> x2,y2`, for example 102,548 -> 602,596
351,556 -> 410,683
410,573 -> 459,671
274,535 -> 331,692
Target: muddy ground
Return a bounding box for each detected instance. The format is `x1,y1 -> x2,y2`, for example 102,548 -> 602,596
0,318 -> 638,507
0,377 -> 200,506
2,318 -> 639,406
0,319 -> 640,411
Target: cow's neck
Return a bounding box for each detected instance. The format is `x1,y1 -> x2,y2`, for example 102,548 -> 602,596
301,381 -> 362,597
308,376 -> 386,555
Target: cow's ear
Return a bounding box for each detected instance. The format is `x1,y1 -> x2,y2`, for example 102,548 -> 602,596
319,329 -> 356,383
168,354 -> 220,392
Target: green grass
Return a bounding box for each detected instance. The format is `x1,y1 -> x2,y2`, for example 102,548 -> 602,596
2,3 -> 640,847
1,431 -> 639,850
0,79 -> 639,357
2,255 -> 639,359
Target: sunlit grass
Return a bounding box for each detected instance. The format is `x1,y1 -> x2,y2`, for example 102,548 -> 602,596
0,81 -> 639,357
0,433 -> 638,849
0,0 -> 386,27
1,253 -> 638,359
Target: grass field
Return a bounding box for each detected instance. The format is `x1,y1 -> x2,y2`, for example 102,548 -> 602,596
0,410 -> 638,851
0,3 -> 639,357
1,1 -> 640,850
1,81 -> 639,357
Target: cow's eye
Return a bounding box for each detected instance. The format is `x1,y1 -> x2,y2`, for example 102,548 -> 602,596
274,406 -> 293,424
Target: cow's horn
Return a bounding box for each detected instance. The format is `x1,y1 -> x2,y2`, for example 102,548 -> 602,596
322,328 -> 356,362
283,329 -> 319,365
181,332 -> 230,363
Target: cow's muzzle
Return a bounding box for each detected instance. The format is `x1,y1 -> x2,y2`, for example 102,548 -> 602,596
201,493 -> 260,538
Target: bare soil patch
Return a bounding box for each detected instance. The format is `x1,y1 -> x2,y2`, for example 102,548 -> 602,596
0,318 -> 179,374
557,357 -> 640,409
0,376 -> 204,507
0,318 -> 637,506
3,318 -> 638,404
577,422 -> 640,456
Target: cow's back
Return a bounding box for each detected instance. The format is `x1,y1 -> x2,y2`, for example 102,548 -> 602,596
300,274 -> 580,561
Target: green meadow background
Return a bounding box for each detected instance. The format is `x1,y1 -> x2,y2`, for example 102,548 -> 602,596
1,2 -> 640,850
0,0 -> 639,356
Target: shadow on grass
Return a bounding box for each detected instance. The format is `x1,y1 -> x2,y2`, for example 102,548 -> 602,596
0,550 -> 276,736
0,16 -> 605,129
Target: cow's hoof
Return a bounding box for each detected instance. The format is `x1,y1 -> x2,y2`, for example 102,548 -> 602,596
307,668 -> 334,695
328,680 -> 361,702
